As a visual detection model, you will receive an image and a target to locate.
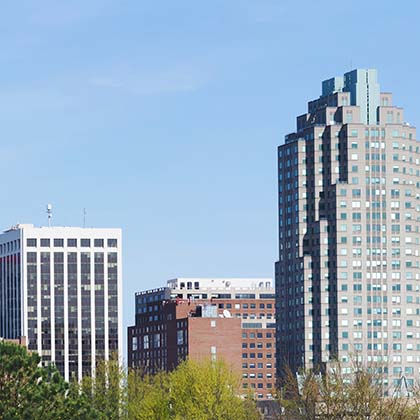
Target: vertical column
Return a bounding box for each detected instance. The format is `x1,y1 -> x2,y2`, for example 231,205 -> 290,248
50,250 -> 55,363
77,251 -> 82,381
104,254 -> 109,361
90,250 -> 95,375
63,251 -> 69,381
21,233 -> 28,342
36,250 -> 42,355
117,240 -> 123,363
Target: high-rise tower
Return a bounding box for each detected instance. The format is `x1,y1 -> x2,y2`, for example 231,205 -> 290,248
275,69 -> 418,391
0,224 -> 122,381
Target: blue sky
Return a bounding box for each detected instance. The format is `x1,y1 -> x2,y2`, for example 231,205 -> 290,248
1,0 -> 420,357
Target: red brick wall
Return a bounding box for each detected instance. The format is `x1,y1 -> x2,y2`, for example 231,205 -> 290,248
187,317 -> 242,375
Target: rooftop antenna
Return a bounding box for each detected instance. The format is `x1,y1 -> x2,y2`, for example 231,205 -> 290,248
83,208 -> 86,228
46,204 -> 53,227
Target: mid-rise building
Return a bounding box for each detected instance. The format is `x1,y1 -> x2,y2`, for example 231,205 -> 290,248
0,224 -> 122,381
128,278 -> 276,399
275,69 -> 419,391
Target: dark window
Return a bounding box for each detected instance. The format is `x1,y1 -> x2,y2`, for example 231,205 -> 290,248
235,294 -> 256,299
54,239 -> 64,247
107,239 -> 117,247
67,239 -> 77,247
94,239 -> 104,247
27,238 -> 37,247
81,239 -> 91,247
40,239 -> 50,247
260,294 -> 275,299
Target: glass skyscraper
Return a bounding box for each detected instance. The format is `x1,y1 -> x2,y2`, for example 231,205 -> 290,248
275,69 -> 419,391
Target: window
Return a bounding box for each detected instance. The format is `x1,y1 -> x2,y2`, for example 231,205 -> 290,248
40,239 -> 50,247
108,239 -> 118,247
67,238 -> 77,247
81,239 -> 91,247
94,239 -> 104,247
53,238 -> 64,247
27,238 -> 37,247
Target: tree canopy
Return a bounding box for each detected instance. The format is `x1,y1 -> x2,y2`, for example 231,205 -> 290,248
0,342 -> 261,420
0,340 -> 97,420
126,359 -> 261,420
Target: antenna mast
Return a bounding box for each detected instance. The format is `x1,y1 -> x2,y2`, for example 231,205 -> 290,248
46,204 -> 53,227
83,208 -> 87,228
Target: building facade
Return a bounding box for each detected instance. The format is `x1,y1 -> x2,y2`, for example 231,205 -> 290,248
128,278 -> 276,399
0,224 -> 122,381
275,69 -> 419,391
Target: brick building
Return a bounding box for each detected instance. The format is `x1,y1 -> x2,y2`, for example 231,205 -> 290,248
128,278 -> 276,400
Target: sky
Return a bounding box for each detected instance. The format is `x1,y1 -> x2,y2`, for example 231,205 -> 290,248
1,0 -> 420,359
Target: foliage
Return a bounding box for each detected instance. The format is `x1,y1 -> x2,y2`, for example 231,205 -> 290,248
0,343 -> 260,420
127,359 -> 261,420
278,359 -> 420,420
0,340 -> 97,420
81,353 -> 127,420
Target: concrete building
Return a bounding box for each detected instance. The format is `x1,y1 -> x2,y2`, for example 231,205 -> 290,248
128,278 -> 276,399
0,224 -> 122,381
275,68 -> 419,392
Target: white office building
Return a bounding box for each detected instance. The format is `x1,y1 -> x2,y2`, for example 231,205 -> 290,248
0,224 -> 122,381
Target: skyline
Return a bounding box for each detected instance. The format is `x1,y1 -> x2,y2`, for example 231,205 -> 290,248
1,0 -> 420,355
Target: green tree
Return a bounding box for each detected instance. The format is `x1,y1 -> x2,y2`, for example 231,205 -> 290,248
127,359 -> 261,420
81,353 -> 127,419
127,370 -> 171,420
278,359 -> 420,420
0,340 -> 96,420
